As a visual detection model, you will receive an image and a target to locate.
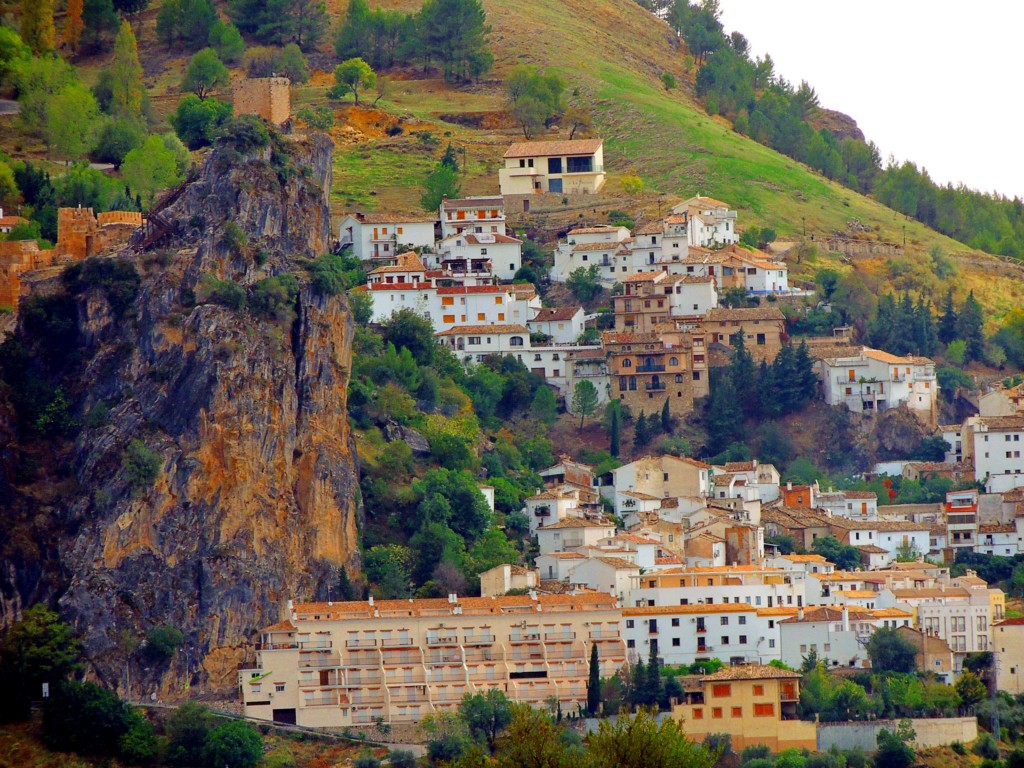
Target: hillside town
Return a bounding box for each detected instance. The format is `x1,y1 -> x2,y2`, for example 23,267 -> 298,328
236,135 -> 1024,740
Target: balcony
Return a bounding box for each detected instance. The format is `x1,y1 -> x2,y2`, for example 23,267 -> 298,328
346,638 -> 378,648
635,363 -> 666,373
509,632 -> 542,643
299,640 -> 332,650
389,691 -> 429,704
342,655 -> 382,668
430,671 -> 468,683
425,651 -> 465,665
589,630 -> 620,640
259,642 -> 298,650
300,654 -> 341,669
508,649 -> 545,662
379,637 -> 415,648
427,635 -> 460,646
463,634 -> 496,645
303,694 -> 338,707
381,652 -> 421,666
350,695 -> 386,706
645,382 -> 667,391
343,674 -> 382,687
544,631 -> 576,642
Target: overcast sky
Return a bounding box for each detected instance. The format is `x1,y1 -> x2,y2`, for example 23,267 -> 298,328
713,1 -> 1024,200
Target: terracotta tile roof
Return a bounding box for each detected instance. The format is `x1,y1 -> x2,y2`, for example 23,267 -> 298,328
837,590 -> 880,598
264,620 -> 296,631
705,307 -> 786,323
620,490 -> 660,501
347,212 -> 436,224
369,252 -> 426,273
456,233 -> 521,245
623,271 -> 666,283
614,533 -> 660,545
623,603 -> 756,616
856,545 -> 889,554
531,306 -> 582,322
655,555 -> 683,564
871,608 -> 913,618
979,415 -> 1024,430
542,552 -> 587,559
686,195 -> 731,209
435,324 -> 530,336
596,557 -> 640,570
755,607 -> 800,617
891,588 -> 971,599
781,606 -> 872,623
683,457 -> 712,469
572,242 -> 620,252
503,139 -> 602,158
441,196 -> 504,209
539,517 -> 614,530
979,522 -> 1016,534
601,331 -> 665,345
568,226 -> 624,235
779,554 -> 828,562
0,215 -> 29,228
995,618 -> 1024,626
365,281 -> 433,291
436,285 -> 506,295
842,491 -> 878,499
701,664 -> 801,681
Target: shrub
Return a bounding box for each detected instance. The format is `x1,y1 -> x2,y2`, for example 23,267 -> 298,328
197,275 -> 246,310
170,94 -> 232,149
353,752 -> 382,768
741,745 -> 773,766
165,702 -> 213,767
974,733 -> 1000,760
220,221 -> 248,254
250,274 -> 299,322
63,257 -> 141,318
220,115 -> 271,153
951,742 -> 967,756
661,72 -> 677,90
296,106 -> 334,130
43,680 -> 136,756
144,624 -> 184,663
119,714 -> 158,764
390,749 -> 417,768
93,118 -> 146,165
202,720 -> 263,768
122,439 -> 161,490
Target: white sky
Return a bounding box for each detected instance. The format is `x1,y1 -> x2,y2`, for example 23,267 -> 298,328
714,1 -> 1024,199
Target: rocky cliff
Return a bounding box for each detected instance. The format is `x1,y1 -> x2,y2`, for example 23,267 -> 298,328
0,124 -> 360,696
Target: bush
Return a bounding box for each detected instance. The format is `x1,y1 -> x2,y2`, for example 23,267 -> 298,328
165,702 -> 213,767
119,714 -> 158,764
122,439 -> 161,491
63,257 -> 141,318
353,751 -> 382,768
741,745 -> 773,766
661,72 -> 677,90
43,680 -> 136,756
220,115 -> 271,153
250,275 -> 299,322
974,733 -> 1000,760
171,94 -> 232,149
144,624 -> 184,663
203,720 -> 263,768
309,253 -> 366,296
951,742 -> 967,756
93,118 -> 146,165
197,275 -> 246,310
390,749 -> 417,768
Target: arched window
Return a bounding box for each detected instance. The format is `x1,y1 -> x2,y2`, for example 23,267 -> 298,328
675,374 -> 683,383
510,336 -> 524,346
622,358 -> 632,367
670,357 -> 679,366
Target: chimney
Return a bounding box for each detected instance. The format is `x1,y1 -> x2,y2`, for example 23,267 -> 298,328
787,482 -> 793,491
797,606 -> 804,620
368,595 -> 374,606
842,604 -> 850,633
448,593 -> 458,604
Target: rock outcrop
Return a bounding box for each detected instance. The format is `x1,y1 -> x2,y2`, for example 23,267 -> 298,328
0,126 -> 360,696
808,108 -> 865,144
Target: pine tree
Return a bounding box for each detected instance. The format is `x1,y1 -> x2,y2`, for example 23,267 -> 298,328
914,296 -> 937,356
956,291 -> 986,363
65,0 -> 85,53
338,566 -> 355,601
793,340 -> 817,408
660,398 -> 672,434
609,404 -> 621,457
630,655 -> 646,708
705,372 -> 742,454
587,643 -> 601,715
440,142 -> 459,172
757,359 -> 780,418
868,293 -> 897,352
894,292 -> 916,355
634,411 -> 650,448
729,333 -> 759,417
645,642 -> 662,709
772,344 -> 801,414
21,0 -> 56,54
109,21 -> 145,119
938,288 -> 958,345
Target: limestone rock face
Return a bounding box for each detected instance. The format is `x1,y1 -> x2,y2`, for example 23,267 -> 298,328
0,130 -> 359,695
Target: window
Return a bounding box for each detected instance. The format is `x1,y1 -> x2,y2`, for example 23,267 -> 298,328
712,707 -> 723,719
397,227 -> 404,235
671,618 -> 680,627
443,314 -> 455,324
670,357 -> 679,365
468,336 -> 481,345
495,296 -> 503,304
739,616 -> 747,625
721,617 -> 729,625
672,638 -> 680,646
626,620 -> 634,628
510,336 -> 524,347
627,639 -> 635,648
622,359 -> 632,367
276,684 -> 285,692
711,684 -> 731,697
739,635 -> 747,644
754,703 -> 774,717
721,636 -> 729,645
693,708 -> 703,720
753,685 -> 764,696
732,707 -> 742,718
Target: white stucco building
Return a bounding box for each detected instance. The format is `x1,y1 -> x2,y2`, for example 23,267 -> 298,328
339,213 -> 436,261
820,347 -> 938,423
498,139 -> 605,196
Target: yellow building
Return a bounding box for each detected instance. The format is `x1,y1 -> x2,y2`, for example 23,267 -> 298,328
673,665 -> 817,751
240,593 -> 625,727
994,618 -> 1024,694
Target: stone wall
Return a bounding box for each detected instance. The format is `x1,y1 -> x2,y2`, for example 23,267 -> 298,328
825,237 -> 904,258
816,717 -> 977,752
0,240 -> 51,308
233,77 -> 291,125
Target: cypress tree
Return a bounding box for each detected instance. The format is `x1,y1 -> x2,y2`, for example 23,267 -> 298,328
609,405 -> 620,457
587,644 -> 601,715
705,372 -> 742,454
956,291 -> 986,363
757,359 -> 780,418
634,411 -> 650,448
645,641 -> 662,709
729,333 -> 759,417
660,398 -> 672,434
630,655 -> 646,708
869,293 -> 897,351
914,296 -> 937,356
793,340 -> 817,408
938,288 -> 958,344
338,566 -> 355,601
109,21 -> 145,119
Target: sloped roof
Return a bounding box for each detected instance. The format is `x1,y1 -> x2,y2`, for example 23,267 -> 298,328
701,664 -> 800,681
503,139 -> 602,158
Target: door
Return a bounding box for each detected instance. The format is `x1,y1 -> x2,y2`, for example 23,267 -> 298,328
549,178 -> 563,193
273,708 -> 297,725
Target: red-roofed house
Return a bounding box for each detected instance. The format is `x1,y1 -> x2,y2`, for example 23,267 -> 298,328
527,305 -> 585,344
339,212 -> 436,261
498,139 -> 605,195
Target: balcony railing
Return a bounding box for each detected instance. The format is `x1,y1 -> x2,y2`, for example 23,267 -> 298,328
509,633 -> 542,643
427,635 -> 460,646
346,639 -> 378,648
379,637 -> 415,648
300,655 -> 341,668
304,695 -> 338,707
544,631 -> 576,642
463,634 -> 495,645
635,363 -> 666,373
589,631 -> 620,640
259,642 -> 298,650
645,382 -> 667,391
299,640 -> 332,650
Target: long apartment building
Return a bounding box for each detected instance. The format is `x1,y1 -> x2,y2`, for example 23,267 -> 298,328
240,593 -> 626,727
